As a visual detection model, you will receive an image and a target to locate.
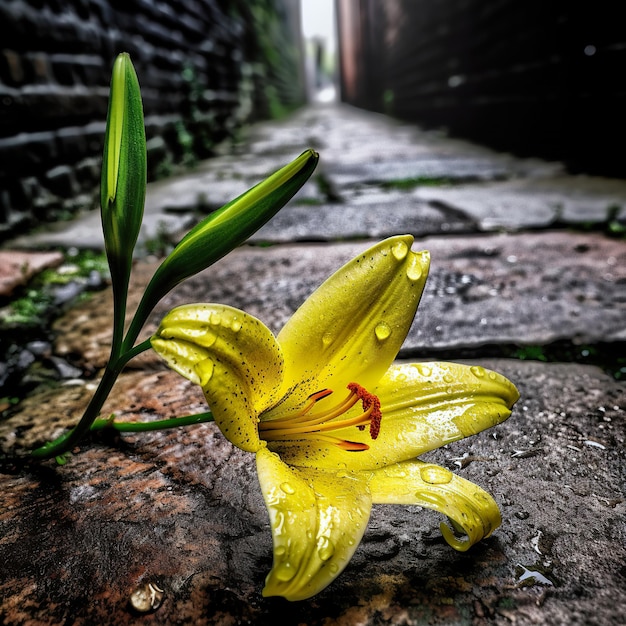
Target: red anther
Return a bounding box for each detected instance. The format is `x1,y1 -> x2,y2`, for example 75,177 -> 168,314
347,382 -> 382,439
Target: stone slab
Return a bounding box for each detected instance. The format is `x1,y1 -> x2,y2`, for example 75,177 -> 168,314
413,176 -> 626,231
0,250 -> 64,297
7,151 -> 317,252
6,174 -> 228,252
325,156 -> 547,189
250,192 -> 476,243
0,360 -> 623,625
245,104 -> 564,179
51,231 -> 626,372
14,162 -> 626,252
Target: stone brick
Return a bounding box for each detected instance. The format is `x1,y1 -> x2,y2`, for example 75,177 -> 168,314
25,51 -> 53,84
145,135 -> 168,174
18,85 -> 109,123
0,131 -> 58,172
50,56 -> 76,86
87,0 -> 114,24
0,361 -> 623,624
74,157 -> 100,191
0,250 -> 64,297
19,176 -> 44,205
0,49 -> 25,85
72,18 -> 104,55
44,164 -> 78,197
0,187 -> 11,226
56,126 -> 89,160
0,85 -> 20,133
82,121 -> 106,154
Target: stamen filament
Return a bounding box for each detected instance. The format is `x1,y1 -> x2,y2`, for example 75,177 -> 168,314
265,389 -> 333,423
259,382 -> 382,451
261,405 -> 374,437
261,390 -> 359,430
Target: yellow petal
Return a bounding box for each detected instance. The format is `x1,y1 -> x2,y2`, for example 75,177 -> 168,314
370,361 -> 519,462
257,447 -> 372,601
368,459 -> 501,551
273,361 -> 518,471
273,235 -> 430,412
151,304 -> 283,452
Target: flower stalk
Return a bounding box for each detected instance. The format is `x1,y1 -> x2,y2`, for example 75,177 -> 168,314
30,54 -> 318,460
100,53 -> 146,360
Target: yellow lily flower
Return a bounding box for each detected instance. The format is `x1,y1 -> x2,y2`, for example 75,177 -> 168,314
151,235 -> 519,601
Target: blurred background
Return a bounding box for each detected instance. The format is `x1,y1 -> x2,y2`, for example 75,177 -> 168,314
0,0 -> 624,242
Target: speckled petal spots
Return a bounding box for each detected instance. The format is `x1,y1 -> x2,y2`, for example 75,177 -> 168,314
151,304 -> 284,452
275,235 -> 430,412
257,447 -> 372,601
368,459 -> 501,551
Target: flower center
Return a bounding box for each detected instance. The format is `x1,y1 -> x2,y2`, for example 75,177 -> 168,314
259,382 -> 382,451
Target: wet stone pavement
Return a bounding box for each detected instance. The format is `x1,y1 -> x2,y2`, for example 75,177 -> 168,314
1,103 -> 625,625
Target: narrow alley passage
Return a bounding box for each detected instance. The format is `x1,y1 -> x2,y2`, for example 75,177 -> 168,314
1,100 -> 625,624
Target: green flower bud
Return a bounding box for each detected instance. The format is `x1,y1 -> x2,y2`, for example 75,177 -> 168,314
101,52 -> 146,287
124,149 -> 318,350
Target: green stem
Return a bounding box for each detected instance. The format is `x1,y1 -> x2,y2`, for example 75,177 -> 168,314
120,338 -> 153,363
90,411 -> 214,433
120,300 -> 151,356
30,339 -> 153,459
109,274 -> 129,363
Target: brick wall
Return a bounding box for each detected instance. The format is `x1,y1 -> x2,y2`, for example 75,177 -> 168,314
0,0 -> 304,240
337,0 -> 626,177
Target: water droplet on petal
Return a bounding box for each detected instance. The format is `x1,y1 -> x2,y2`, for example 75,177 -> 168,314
273,511 -> 286,535
322,332 -> 333,347
406,259 -> 423,281
318,538 -> 335,561
414,490 -> 447,506
275,545 -> 286,556
231,318 -> 242,332
470,365 -> 485,378
415,364 -> 431,377
375,322 -> 392,341
420,465 -> 453,485
443,373 -> 454,383
392,241 -> 408,260
275,563 -> 296,582
280,482 -> 295,495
